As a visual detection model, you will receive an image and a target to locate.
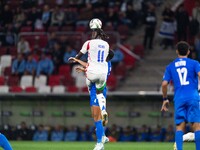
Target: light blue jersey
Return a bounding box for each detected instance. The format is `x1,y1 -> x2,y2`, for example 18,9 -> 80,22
163,57 -> 200,124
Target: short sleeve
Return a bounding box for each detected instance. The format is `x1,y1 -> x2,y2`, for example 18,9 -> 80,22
163,65 -> 171,82
80,40 -> 90,54
194,61 -> 200,74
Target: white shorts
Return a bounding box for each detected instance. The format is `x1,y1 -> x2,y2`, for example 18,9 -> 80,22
86,71 -> 107,90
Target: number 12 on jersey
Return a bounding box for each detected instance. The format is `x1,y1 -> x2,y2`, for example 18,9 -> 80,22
176,67 -> 189,85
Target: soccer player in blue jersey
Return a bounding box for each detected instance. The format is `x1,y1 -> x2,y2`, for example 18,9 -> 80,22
0,133 -> 13,150
161,41 -> 200,150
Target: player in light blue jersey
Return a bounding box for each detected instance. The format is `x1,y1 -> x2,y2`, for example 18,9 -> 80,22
0,133 -> 13,150
161,41 -> 200,150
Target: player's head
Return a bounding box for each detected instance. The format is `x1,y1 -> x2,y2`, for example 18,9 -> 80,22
176,41 -> 190,56
89,18 -> 109,40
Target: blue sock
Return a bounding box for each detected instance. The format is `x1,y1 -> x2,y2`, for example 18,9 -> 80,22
0,134 -> 12,150
175,130 -> 183,150
195,130 -> 200,150
95,120 -> 103,143
102,127 -> 105,136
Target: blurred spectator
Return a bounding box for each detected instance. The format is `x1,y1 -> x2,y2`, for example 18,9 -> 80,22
51,6 -> 65,26
119,126 -> 134,141
143,2 -> 157,50
59,35 -> 69,50
63,45 -> 77,64
151,125 -> 163,141
12,53 -> 26,77
25,53 -> 37,75
190,1 -> 200,37
33,124 -> 48,141
52,42 -> 63,72
26,7 -> 41,29
110,44 -> 124,70
107,124 -> 120,142
36,53 -> 54,76
165,124 -> 175,142
14,7 -> 26,30
41,5 -> 51,31
17,37 -> 31,54
50,125 -> 64,141
126,4 -> 138,28
81,124 -> 93,141
56,0 -> 64,6
194,33 -> 200,62
64,8 -> 78,26
1,5 -> 13,27
175,5 -> 189,42
159,3 -> 175,50
45,32 -> 58,53
138,124 -> 152,141
106,7 -> 119,28
22,0 -> 37,10
64,125 -> 78,141
16,121 -> 31,140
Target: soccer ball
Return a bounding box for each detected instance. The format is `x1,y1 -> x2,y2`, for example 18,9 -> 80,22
89,18 -> 102,29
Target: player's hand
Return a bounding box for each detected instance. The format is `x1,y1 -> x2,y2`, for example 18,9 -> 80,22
161,99 -> 170,112
75,66 -> 85,73
68,57 -> 77,63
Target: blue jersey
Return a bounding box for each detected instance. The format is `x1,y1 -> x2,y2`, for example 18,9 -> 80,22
163,58 -> 200,102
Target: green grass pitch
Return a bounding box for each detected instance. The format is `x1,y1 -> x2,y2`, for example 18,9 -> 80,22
2,141 -> 195,150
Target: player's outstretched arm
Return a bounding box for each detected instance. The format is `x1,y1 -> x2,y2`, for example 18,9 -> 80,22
68,57 -> 88,67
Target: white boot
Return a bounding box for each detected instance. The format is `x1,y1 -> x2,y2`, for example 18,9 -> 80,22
93,143 -> 104,150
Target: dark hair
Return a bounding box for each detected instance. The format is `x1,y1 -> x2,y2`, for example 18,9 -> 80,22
176,41 -> 190,56
93,28 -> 109,40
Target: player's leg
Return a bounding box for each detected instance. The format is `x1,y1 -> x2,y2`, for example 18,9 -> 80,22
88,81 -> 108,144
175,122 -> 185,150
188,99 -> 200,150
87,79 -> 104,150
89,81 -> 108,126
0,133 -> 13,150
91,106 -> 104,150
191,123 -> 200,150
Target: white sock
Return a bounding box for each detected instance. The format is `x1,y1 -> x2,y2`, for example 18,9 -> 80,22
96,93 -> 106,113
183,132 -> 195,141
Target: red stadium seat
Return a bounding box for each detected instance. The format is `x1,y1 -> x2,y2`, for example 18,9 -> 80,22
4,67 -> 12,76
0,47 -> 8,56
61,75 -> 75,87
7,76 -> 19,86
10,86 -> 23,93
134,44 -> 144,58
34,28 -> 45,32
58,65 -> 71,77
117,25 -> 129,40
25,86 -> 37,93
0,76 -> 5,85
20,26 -> 32,32
48,26 -> 59,32
114,62 -> 127,80
123,54 -> 137,70
9,47 -> 17,57
107,74 -> 117,91
75,25 -> 87,33
67,85 -> 78,93
81,86 -> 88,93
48,75 -> 61,86
60,26 -> 74,32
